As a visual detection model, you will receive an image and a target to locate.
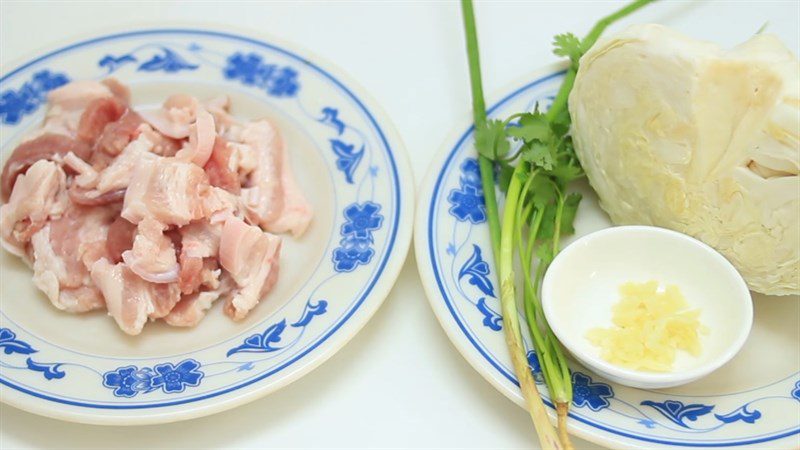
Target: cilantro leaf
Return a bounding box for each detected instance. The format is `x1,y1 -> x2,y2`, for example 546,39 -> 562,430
552,33 -> 583,66
515,168 -> 530,185
536,238 -> 554,264
528,175 -> 557,210
557,135 -> 577,157
559,192 -> 582,235
537,205 -> 558,241
474,119 -> 510,161
549,162 -> 583,186
521,140 -> 555,171
507,111 -> 551,143
549,107 -> 572,137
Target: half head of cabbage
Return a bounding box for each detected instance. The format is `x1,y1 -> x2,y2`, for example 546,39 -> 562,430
569,24 -> 799,295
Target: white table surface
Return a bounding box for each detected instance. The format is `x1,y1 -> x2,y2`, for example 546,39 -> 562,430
0,1 -> 797,449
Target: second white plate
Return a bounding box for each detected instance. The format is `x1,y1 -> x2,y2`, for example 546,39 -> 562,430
414,63 -> 800,450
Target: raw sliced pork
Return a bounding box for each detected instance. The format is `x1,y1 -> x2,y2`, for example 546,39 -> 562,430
0,79 -> 313,335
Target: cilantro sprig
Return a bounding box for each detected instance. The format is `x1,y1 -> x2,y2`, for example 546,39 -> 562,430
461,1 -> 655,448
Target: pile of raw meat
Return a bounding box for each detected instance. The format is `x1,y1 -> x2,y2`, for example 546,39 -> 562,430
0,79 -> 313,335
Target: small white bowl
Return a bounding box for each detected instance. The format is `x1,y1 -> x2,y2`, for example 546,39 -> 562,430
541,225 -> 753,389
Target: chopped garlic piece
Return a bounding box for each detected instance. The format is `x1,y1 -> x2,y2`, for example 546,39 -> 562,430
587,281 -> 708,372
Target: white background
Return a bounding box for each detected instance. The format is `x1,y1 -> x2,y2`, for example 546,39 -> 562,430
0,1 -> 798,449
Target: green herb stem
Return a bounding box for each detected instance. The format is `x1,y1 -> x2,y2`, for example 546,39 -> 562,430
461,0 -> 502,264
499,169 -> 521,281
499,165 -> 564,450
545,69 -> 577,123
552,193 -> 565,258
463,2 -> 564,447
517,176 -> 548,355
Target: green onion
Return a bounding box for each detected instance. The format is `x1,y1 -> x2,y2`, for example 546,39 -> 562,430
460,1 -> 656,448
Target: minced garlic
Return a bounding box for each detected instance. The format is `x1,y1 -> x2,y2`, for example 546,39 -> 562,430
587,281 -> 708,372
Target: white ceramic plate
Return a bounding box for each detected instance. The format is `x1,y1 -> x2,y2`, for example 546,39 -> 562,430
0,28 -> 413,425
415,63 -> 800,449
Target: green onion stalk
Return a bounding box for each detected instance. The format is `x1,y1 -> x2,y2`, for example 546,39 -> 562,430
460,1 -> 656,449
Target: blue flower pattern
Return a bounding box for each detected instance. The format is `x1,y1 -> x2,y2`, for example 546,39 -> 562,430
223,52 -> 299,97
448,159 -> 486,223
526,350 -> 544,384
138,48 -> 198,72
227,300 -> 328,357
641,400 -> 714,428
291,300 -> 329,327
458,244 -> 495,298
572,372 -> 614,411
341,202 -> 383,239
332,238 -> 375,272
151,360 -> 204,393
333,202 -> 383,273
98,54 -> 137,72
0,327 -> 65,380
631,398 -> 767,429
793,380 -> 800,401
457,244 -> 502,331
448,185 -> 486,224
459,158 -> 483,187
319,107 -> 345,135
230,320 -> 287,356
318,108 -> 363,184
330,139 -> 364,184
103,359 -> 203,397
0,70 -> 69,125
714,405 -> 762,424
638,419 -> 657,429
25,358 -> 65,380
476,298 -> 502,331
100,47 -> 198,74
0,328 -> 36,355
102,366 -> 156,398
237,362 -> 255,372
